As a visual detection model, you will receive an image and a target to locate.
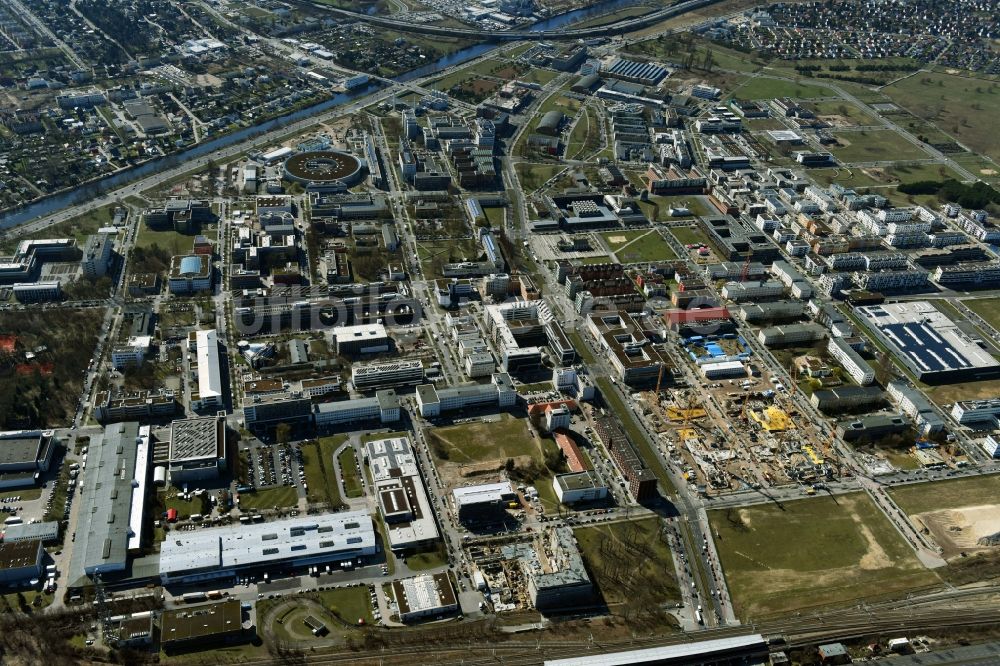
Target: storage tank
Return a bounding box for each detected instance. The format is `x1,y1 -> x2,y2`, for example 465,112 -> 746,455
153,466 -> 167,486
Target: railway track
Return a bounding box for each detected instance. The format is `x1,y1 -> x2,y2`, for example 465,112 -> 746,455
235,597 -> 1000,666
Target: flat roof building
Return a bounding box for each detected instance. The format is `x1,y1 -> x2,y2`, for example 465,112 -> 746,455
67,423 -> 150,586
159,511 -> 377,584
855,301 -> 1000,384
416,373 -> 517,418
160,599 -> 249,652
453,481 -> 517,524
168,254 -> 212,294
0,539 -> 43,587
169,415 -> 226,484
0,430 -> 57,488
334,323 -> 390,355
391,572 -> 458,622
586,312 -> 671,387
313,390 -> 401,428
364,436 -> 439,551
192,330 -> 224,411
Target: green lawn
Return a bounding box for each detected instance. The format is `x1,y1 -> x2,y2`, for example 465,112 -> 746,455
416,238 -> 482,278
514,163 -> 569,191
338,446 -> 364,498
163,493 -> 210,520
0,203 -> 118,254
575,518 -> 679,608
828,129 -> 929,163
710,493 -> 939,618
301,436 -> 346,506
135,224 -> 197,255
963,297 -> 1000,332
731,76 -> 831,100
890,475 -> 1000,516
807,100 -> 876,125
0,488 -> 42,501
599,229 -> 677,263
881,72 -> 1000,162
809,162 -> 962,188
668,224 -> 714,248
238,485 -> 298,511
317,586 -> 374,626
483,206 -> 507,227
405,542 -> 449,571
427,414 -> 538,464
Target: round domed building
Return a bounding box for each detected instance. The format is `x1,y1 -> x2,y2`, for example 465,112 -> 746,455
282,149 -> 366,187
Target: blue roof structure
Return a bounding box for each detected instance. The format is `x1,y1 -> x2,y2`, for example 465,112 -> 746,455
179,256 -> 202,275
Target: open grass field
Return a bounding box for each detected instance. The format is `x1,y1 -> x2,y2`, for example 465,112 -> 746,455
0,203 -> 118,254
963,297 -> 1000,332
809,162 -> 963,188
599,229 -> 677,263
317,586 -> 375,626
730,76 -> 832,100
881,72 -> 1000,162
828,129 -> 929,163
405,542 -> 449,571
807,100 -> 876,126
416,238 -> 482,278
710,493 -> 939,618
514,163 -> 571,191
951,154 -> 1000,186
338,446 -> 364,498
239,485 -> 298,511
667,224 -> 718,253
301,436 -> 346,507
427,414 -> 538,464
890,475 -> 1000,516
575,518 -> 680,611
135,224 -> 197,255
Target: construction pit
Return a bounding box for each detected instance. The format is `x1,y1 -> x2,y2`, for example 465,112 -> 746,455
912,504 -> 1000,559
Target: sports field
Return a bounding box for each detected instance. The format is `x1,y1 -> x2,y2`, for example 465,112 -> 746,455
710,493 -> 938,617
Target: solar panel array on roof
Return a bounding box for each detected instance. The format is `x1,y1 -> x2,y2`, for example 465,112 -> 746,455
607,58 -> 668,84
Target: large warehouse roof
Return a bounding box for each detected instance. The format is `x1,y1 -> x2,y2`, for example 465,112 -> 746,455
856,301 -> 1000,378
159,511 -> 376,579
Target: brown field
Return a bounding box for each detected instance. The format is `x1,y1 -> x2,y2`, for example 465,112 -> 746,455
914,504 -> 1000,559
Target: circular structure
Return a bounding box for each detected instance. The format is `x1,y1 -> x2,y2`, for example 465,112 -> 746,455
283,149 -> 364,187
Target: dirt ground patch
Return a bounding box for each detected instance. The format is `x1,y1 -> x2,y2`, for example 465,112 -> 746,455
915,504 -> 1000,559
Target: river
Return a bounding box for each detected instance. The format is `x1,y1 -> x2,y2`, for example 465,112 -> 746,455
0,0 -> 642,228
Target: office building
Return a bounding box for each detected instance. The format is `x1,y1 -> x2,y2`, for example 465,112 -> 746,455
81,232 -> 114,278
313,390 -> 400,427
169,415 -> 226,484
391,573 -> 458,622
453,481 -> 518,524
334,323 -> 390,355
11,281 -> 61,303
827,337 -> 875,385
415,373 -> 517,418
810,386 -> 885,413
585,312 -> 671,386
364,436 -> 439,551
553,471 -> 608,505
352,359 -> 424,390
950,398 -> 1000,426
886,382 -> 944,435
757,323 -> 826,346
191,330 -> 224,411
168,255 -> 212,294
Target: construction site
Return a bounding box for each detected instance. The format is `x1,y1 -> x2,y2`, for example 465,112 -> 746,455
634,343 -> 845,496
